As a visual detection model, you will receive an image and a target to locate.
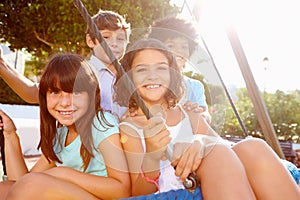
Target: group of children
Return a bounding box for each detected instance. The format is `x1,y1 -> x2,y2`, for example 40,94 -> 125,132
0,8 -> 299,200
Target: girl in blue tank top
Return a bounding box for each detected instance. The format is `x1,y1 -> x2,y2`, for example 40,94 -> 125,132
0,53 -> 130,199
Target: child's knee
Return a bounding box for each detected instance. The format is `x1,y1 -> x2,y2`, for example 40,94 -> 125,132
6,173 -> 46,199
234,138 -> 268,155
233,138 -> 277,166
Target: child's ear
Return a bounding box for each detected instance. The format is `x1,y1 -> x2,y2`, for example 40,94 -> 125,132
86,34 -> 96,48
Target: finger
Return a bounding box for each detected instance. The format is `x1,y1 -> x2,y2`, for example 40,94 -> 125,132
182,101 -> 193,111
0,109 -> 9,121
171,157 -> 178,167
179,163 -> 193,182
193,106 -> 204,113
184,145 -> 202,173
182,100 -> 192,107
171,143 -> 202,181
149,104 -> 166,118
144,116 -> 166,138
129,110 -> 138,117
191,156 -> 202,172
161,153 -> 168,161
171,143 -> 183,162
181,141 -> 203,172
176,155 -> 195,182
159,132 -> 172,147
0,110 -> 16,133
145,136 -> 170,160
147,129 -> 170,148
144,129 -> 171,155
172,143 -> 189,161
174,153 -> 189,177
189,102 -> 199,110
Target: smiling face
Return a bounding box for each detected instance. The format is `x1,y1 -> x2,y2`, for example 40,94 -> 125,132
131,49 -> 171,107
39,54 -> 100,130
87,28 -> 127,65
115,38 -> 184,110
46,87 -> 90,127
164,37 -> 190,70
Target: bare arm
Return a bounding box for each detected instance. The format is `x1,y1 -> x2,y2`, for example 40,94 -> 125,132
120,117 -> 170,196
42,134 -> 131,199
0,47 -> 39,104
0,110 -> 55,180
4,130 -> 28,180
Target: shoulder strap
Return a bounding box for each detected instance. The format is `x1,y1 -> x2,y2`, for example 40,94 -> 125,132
119,121 -> 142,135
119,121 -> 146,151
119,121 -> 137,130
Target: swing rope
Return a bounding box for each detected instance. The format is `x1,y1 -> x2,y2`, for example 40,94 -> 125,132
200,36 -> 249,137
181,0 -> 249,137
72,0 -> 199,190
73,0 -> 151,120
123,3 -> 300,199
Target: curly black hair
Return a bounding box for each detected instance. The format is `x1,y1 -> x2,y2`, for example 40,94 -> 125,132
148,15 -> 198,55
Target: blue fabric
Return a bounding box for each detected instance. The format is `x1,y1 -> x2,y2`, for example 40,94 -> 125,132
121,187 -> 202,200
122,160 -> 299,200
181,76 -> 207,110
53,112 -> 119,176
281,159 -> 300,184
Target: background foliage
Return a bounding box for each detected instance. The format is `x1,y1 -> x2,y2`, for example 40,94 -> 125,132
1,0 -> 300,143
0,0 -> 178,75
212,88 -> 300,143
183,71 -> 300,143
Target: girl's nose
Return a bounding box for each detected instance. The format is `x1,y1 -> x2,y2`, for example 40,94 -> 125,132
59,92 -> 72,106
147,67 -> 159,80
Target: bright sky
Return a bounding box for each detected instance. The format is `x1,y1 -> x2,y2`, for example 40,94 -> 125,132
171,0 -> 300,93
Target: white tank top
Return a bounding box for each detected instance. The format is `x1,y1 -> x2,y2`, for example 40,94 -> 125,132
120,104 -> 194,192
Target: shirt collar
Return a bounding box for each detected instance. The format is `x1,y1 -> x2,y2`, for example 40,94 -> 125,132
89,55 -> 107,71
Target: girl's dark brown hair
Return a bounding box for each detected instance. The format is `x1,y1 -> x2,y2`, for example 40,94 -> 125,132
115,38 -> 185,110
38,53 -> 111,171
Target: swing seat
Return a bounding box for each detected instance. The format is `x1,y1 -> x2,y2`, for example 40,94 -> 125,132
122,160 -> 299,200
121,187 -> 202,200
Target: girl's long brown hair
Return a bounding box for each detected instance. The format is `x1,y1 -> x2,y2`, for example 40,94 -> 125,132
38,53 -> 112,170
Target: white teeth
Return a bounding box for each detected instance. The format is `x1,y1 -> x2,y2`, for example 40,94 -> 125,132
60,111 -> 73,115
146,85 -> 160,89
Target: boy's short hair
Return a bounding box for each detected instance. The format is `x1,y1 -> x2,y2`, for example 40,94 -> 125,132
148,15 -> 198,55
87,10 -> 131,42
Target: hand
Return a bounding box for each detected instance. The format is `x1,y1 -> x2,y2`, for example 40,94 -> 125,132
171,141 -> 204,182
121,109 -> 139,120
0,109 -> 17,137
182,101 -> 212,123
182,101 -> 205,113
144,115 -> 171,161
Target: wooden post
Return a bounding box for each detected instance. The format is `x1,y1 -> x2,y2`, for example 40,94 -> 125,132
226,26 -> 285,159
